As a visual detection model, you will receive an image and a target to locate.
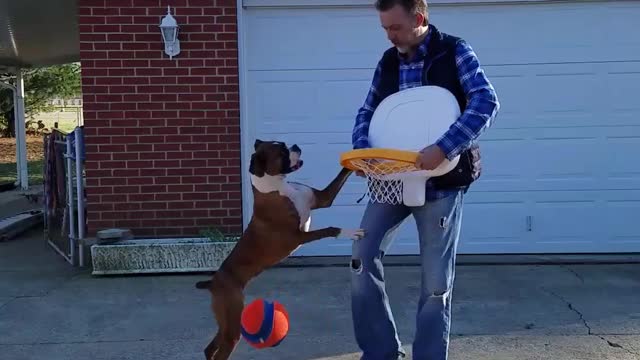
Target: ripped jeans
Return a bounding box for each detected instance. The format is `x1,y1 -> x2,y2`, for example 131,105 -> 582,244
350,190 -> 464,360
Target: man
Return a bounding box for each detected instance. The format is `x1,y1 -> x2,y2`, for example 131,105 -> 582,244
349,1 -> 500,359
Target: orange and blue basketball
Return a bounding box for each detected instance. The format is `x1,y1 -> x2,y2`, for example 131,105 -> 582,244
240,298 -> 290,349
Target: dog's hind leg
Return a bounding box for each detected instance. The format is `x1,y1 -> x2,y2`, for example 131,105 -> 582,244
312,167 -> 353,209
204,293 -> 226,360
203,272 -> 244,360
204,332 -> 220,360
212,287 -> 244,360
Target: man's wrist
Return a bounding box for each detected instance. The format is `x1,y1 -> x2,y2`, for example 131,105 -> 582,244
435,137 -> 458,160
353,140 -> 370,150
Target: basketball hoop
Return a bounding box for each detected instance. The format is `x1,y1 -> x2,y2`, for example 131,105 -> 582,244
341,86 -> 461,207
341,147 -> 457,206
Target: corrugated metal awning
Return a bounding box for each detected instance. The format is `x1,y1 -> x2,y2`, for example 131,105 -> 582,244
0,0 -> 79,71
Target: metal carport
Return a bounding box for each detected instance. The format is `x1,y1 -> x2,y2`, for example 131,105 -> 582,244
0,0 -> 79,190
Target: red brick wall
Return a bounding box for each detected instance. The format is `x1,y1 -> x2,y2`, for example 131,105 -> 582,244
77,0 -> 243,238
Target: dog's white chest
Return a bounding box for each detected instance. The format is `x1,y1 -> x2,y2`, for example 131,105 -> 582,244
251,175 -> 314,230
283,182 -> 313,230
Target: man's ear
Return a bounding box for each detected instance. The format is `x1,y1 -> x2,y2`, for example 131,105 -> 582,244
416,12 -> 425,27
249,152 -> 265,177
254,139 -> 264,151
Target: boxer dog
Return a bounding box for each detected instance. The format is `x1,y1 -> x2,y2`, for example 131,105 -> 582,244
195,139 -> 365,360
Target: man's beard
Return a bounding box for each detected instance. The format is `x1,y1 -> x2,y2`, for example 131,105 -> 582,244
396,45 -> 409,54
396,27 -> 428,55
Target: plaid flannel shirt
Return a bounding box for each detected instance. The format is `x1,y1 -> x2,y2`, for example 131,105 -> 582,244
352,29 -> 500,200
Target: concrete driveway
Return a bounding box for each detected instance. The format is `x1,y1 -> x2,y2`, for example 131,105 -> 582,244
1,227 -> 639,360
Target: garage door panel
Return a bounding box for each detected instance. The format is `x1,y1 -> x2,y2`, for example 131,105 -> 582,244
532,137 -> 599,179
246,2 -> 640,72
318,79 -> 373,119
532,70 -> 598,114
607,136 -> 640,177
532,200 -> 601,239
481,71 -> 527,124
459,191 -> 640,254
609,70 -> 640,112
246,8 -> 386,71
607,201 -> 640,242
602,190 -> 640,251
460,200 -> 528,247
250,70 -> 373,134
608,5 -> 640,50
436,4 -> 600,64
475,137 -> 530,191
437,3 -> 638,64
486,62 -> 640,130
250,63 -> 640,135
252,80 -> 316,128
475,125 -> 640,192
292,190 -> 640,256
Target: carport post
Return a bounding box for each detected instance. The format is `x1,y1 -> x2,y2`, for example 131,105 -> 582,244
0,71 -> 28,190
15,70 -> 28,190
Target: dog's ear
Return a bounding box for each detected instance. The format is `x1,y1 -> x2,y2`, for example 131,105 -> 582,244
290,144 -> 301,155
249,152 -> 266,177
254,139 -> 264,151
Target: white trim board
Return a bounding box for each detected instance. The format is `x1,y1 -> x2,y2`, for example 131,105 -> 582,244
236,0 -> 253,230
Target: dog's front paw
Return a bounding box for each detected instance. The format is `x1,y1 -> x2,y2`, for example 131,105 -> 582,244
338,228 -> 366,241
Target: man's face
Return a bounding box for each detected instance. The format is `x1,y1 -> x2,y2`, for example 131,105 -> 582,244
379,4 -> 422,54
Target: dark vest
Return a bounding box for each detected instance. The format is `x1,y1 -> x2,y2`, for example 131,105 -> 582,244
376,25 -> 481,190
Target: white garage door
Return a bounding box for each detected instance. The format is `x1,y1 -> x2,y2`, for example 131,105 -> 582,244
240,0 -> 640,256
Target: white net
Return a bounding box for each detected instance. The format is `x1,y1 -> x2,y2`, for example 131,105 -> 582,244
348,158 -> 425,205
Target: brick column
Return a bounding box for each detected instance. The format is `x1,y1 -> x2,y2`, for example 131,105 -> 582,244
77,0 -> 243,238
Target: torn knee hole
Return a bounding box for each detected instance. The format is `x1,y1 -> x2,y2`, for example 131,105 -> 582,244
428,289 -> 450,298
351,259 -> 362,273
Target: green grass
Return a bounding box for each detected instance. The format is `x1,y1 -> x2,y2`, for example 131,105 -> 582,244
0,160 -> 44,185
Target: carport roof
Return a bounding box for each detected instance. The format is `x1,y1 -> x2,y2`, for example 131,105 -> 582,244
0,0 -> 79,72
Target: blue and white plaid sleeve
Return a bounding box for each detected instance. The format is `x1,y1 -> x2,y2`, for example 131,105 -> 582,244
352,60 -> 384,149
435,40 -> 500,160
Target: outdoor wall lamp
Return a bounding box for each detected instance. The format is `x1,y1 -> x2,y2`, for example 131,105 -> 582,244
159,6 -> 180,59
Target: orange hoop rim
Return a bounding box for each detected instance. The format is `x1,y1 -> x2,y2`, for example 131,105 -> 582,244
340,148 -> 420,172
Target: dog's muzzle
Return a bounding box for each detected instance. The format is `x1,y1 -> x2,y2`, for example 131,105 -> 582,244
283,144 -> 303,173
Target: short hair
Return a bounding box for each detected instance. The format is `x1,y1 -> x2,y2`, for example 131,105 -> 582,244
374,0 -> 429,25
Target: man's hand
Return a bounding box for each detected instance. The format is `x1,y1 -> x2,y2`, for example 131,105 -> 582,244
415,144 -> 447,171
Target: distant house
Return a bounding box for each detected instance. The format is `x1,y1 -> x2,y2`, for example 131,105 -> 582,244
74,0 -> 640,257
47,97 -> 83,107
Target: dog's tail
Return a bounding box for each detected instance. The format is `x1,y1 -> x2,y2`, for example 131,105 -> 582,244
195,280 -> 212,289
195,272 -> 216,289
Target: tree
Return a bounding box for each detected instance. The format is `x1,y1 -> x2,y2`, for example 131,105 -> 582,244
0,63 -> 82,138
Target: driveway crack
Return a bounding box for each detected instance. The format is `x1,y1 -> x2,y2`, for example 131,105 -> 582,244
542,287 -> 639,357
559,264 -> 585,284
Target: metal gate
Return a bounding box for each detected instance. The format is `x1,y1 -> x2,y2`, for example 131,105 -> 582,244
43,127 -> 86,266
